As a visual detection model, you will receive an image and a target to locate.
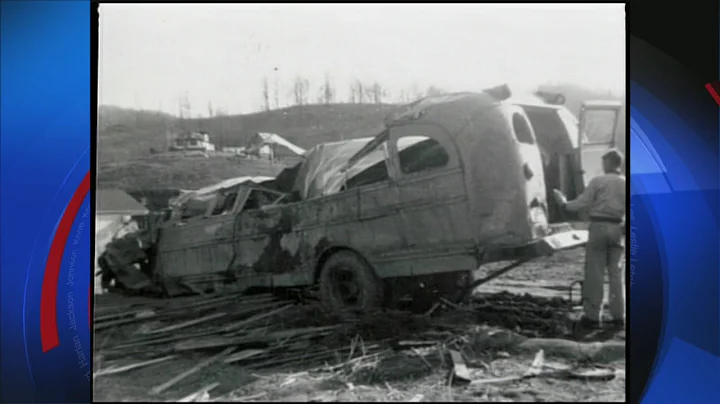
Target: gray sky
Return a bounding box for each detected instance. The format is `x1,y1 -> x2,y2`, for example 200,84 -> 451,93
99,3 -> 625,116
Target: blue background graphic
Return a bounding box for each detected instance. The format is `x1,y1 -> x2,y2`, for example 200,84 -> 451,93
0,1 -> 92,403
629,35 -> 720,403
1,1 -> 720,403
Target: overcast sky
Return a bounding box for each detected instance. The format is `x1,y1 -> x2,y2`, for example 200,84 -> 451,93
99,3 -> 625,116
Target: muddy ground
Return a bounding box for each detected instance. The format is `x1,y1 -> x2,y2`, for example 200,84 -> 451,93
93,249 -> 625,402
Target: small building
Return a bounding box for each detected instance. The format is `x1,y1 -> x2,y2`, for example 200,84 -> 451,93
245,132 -> 305,161
95,190 -> 149,294
257,144 -> 274,160
169,132 -> 216,152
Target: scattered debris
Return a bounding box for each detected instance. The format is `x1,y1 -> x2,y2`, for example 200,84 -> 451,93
94,355 -> 177,378
145,312 -> 228,335
95,289 -> 625,401
470,350 -> 545,386
221,304 -> 295,332
515,337 -> 626,363
566,367 -> 619,382
228,391 -> 267,402
150,347 -> 235,395
527,349 -> 545,376
175,382 -> 220,402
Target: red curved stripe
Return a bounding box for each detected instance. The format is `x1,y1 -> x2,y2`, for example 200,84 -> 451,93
705,82 -> 720,106
40,172 -> 91,352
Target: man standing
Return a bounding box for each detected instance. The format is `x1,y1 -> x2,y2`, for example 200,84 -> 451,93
553,149 -> 626,333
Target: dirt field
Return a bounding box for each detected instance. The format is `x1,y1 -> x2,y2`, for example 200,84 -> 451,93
93,249 -> 625,402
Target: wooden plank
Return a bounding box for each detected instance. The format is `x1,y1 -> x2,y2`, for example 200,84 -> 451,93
449,350 -> 471,384
396,340 -> 438,349
111,328 -> 224,351
224,392 -> 267,402
145,312 -> 227,335
150,347 -> 235,396
221,304 -> 294,332
129,301 -> 283,345
95,310 -> 149,323
172,325 -> 337,352
223,349 -> 266,364
94,355 -> 177,377
158,295 -> 239,314
94,312 -> 159,331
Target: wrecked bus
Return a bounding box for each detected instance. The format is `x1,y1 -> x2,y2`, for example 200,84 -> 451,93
104,86 -> 622,315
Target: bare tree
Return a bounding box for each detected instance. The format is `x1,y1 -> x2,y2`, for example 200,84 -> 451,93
355,79 -> 366,104
321,73 -> 335,104
304,79 -> 311,105
370,82 -> 384,104
207,101 -> 214,118
177,96 -> 185,119
262,77 -> 271,111
292,77 -> 303,106
273,78 -> 280,109
364,83 -> 374,103
292,76 -> 310,106
185,94 -> 193,117
177,92 -> 192,133
348,82 -> 357,103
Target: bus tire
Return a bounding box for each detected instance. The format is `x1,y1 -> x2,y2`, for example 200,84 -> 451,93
319,251 -> 384,317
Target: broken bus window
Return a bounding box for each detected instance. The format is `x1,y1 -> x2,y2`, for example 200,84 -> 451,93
397,135 -> 450,174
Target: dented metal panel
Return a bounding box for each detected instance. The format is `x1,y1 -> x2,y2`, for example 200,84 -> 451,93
353,183 -> 404,258
157,185 -> 253,289
156,214 -> 236,282
387,122 -> 472,257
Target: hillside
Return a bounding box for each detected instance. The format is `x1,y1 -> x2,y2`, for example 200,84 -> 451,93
98,104 -> 400,164
98,156 -> 287,191
98,85 -> 625,191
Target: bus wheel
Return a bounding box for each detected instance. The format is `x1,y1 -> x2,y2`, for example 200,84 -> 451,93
319,251 -> 384,318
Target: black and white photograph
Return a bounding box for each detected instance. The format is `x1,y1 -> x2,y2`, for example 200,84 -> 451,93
95,4 -> 626,402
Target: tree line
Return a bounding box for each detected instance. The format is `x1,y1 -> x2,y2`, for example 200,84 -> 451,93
177,74 -> 450,117
259,74 -> 448,112
186,77 -> 624,118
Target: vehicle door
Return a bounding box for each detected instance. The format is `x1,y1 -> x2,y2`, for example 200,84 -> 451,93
156,185 -> 247,286
386,123 -> 472,268
575,101 -> 624,189
340,134 -> 404,262
520,105 -> 578,223
233,188 -> 289,286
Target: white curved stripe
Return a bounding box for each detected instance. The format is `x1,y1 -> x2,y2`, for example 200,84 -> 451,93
630,116 -> 667,173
